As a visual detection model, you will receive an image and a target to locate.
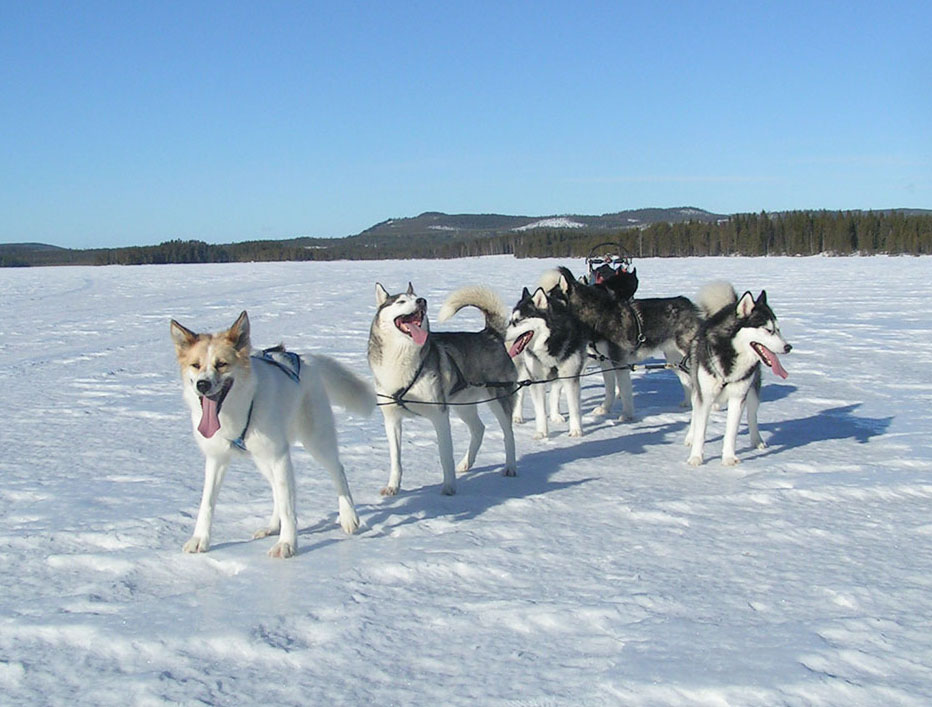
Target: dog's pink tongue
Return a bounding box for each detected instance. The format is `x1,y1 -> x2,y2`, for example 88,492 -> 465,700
198,396 -> 222,438
765,348 -> 789,379
409,321 -> 428,346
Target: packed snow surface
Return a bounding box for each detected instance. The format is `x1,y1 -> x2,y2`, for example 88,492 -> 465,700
1,255 -> 931,705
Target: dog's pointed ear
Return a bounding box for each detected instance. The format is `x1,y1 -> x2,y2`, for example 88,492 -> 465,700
521,286 -> 531,300
226,311 -> 251,351
375,282 -> 389,306
170,320 -> 198,352
406,282 -> 415,296
736,292 -> 755,319
756,290 -> 768,306
532,287 -> 549,310
558,273 -> 571,294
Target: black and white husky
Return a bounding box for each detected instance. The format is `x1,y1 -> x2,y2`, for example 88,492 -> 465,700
368,283 -> 517,496
505,286 -> 590,438
685,283 -> 792,466
546,266 -> 700,420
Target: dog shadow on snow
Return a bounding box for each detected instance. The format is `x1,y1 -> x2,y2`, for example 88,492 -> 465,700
752,401 -> 892,459
351,411 -> 691,541
294,381 -> 889,549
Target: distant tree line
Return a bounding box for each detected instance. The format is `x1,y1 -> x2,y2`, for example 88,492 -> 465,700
2,210 -> 930,268
507,210 -> 932,259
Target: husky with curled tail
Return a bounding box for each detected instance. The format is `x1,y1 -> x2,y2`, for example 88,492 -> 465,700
684,282 -> 792,466
170,311 -> 375,558
368,283 -> 517,496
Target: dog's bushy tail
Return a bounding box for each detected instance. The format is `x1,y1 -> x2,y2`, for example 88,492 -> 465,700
437,286 -> 508,336
313,356 -> 376,416
697,280 -> 738,317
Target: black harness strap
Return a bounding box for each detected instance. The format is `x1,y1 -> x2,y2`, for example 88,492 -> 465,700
389,353 -> 429,412
625,301 -> 647,348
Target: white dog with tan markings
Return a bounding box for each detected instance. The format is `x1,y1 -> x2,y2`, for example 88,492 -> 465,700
170,311 -> 374,558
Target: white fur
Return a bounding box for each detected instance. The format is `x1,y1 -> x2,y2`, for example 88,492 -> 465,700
171,313 -> 374,558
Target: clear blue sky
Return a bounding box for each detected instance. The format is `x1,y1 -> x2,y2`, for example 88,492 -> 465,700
2,1 -> 929,248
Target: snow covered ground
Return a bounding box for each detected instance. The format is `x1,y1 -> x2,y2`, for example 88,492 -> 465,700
1,255 -> 931,705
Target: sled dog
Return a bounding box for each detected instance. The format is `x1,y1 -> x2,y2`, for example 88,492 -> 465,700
684,284 -> 792,466
170,311 -> 374,558
506,286 -> 590,438
545,267 -> 699,420
368,283 -> 517,496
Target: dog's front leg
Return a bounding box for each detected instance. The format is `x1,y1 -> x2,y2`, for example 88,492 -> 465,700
428,409 -> 457,495
380,406 -> 404,496
720,396 -> 745,466
529,377 -> 549,439
184,455 -> 230,553
564,375 -> 583,437
548,381 -> 565,424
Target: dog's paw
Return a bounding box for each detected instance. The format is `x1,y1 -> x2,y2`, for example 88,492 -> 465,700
456,459 -> 472,473
568,427 -> 583,438
722,456 -> 740,467
380,485 -> 399,497
753,439 -> 768,450
684,433 -> 694,446
502,464 -> 517,477
268,541 -> 295,559
549,413 -> 566,424
339,510 -> 360,535
441,483 -> 456,496
183,536 -> 209,553
619,413 -> 638,423
512,414 -> 525,424
253,527 -> 280,540
592,405 -> 608,416
687,455 -> 703,467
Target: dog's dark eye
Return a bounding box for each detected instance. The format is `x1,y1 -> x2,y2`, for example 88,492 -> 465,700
191,362 -> 201,370
215,361 -> 227,370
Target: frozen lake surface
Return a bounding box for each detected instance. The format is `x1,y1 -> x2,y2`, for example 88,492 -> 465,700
1,255 -> 931,705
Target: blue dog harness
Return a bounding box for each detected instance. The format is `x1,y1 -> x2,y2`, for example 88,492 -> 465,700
231,346 -> 301,452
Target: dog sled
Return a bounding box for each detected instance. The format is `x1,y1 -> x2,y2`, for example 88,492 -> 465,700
585,242 -> 633,285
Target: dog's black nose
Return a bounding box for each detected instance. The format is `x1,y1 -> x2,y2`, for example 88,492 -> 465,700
416,297 -> 426,308
196,380 -> 211,394
784,344 -> 793,354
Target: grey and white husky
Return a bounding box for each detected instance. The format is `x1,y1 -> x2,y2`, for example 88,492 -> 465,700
685,283 -> 792,466
368,283 -> 517,496
546,266 -> 700,420
505,286 -> 590,438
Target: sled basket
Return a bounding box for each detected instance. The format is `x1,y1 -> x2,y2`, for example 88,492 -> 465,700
586,241 -> 633,277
